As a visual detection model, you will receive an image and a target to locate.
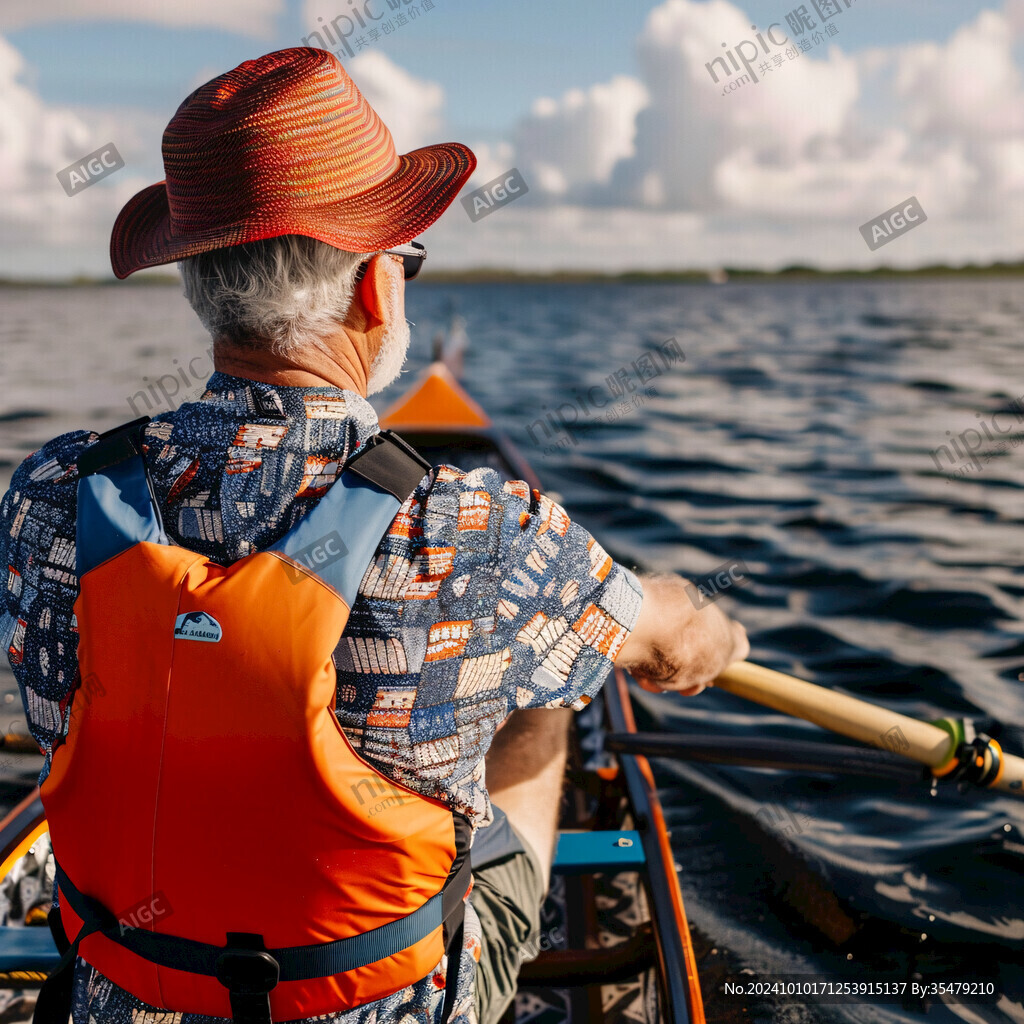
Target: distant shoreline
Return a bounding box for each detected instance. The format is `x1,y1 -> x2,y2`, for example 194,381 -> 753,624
4,261 -> 1024,287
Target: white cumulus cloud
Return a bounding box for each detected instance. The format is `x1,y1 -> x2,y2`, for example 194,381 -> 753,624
448,0 -> 1024,268
0,35 -> 169,277
506,76 -> 649,200
890,9 -> 1024,140
5,0 -> 1024,276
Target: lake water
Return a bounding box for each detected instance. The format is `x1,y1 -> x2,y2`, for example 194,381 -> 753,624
1,279 -> 1022,1022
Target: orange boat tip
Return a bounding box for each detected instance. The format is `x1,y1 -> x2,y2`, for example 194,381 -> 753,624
381,363 -> 492,430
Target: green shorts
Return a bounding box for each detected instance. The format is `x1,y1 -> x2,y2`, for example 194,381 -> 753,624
470,808 -> 547,1024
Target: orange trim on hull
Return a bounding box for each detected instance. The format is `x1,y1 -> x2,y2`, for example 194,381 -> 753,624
0,821 -> 49,885
0,790 -> 47,883
381,363 -> 492,430
615,669 -> 706,1024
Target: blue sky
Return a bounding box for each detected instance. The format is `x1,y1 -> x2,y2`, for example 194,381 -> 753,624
3,0 -> 1023,278
8,1 -> 1000,140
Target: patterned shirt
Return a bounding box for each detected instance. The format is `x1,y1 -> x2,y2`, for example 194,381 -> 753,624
0,372 -> 643,1024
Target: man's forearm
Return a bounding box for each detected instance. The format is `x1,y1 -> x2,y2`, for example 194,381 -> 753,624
615,573 -> 749,694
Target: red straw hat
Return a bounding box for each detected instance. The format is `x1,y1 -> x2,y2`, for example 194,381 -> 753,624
110,47 -> 476,278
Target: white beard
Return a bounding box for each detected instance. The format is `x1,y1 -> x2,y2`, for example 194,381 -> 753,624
365,315 -> 411,395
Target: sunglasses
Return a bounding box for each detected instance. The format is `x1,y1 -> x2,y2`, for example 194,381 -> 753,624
355,240 -> 427,282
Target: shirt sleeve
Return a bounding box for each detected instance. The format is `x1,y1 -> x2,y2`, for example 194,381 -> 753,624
0,431 -> 93,754
487,475 -> 643,709
351,463 -> 643,717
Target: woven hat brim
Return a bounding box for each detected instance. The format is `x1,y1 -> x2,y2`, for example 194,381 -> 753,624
110,142 -> 476,279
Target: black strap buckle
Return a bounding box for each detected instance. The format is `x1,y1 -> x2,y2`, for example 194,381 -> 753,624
216,935 -> 280,1024
345,430 -> 433,501
77,416 -> 151,478
376,429 -> 434,472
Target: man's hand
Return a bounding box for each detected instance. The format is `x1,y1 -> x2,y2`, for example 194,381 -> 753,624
615,573 -> 749,695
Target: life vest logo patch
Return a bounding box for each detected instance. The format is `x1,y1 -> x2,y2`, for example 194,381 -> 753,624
173,611 -> 223,643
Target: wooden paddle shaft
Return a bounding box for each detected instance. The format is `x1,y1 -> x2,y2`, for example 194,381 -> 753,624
714,662 -> 1024,797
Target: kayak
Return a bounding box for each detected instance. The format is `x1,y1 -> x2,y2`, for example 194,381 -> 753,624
0,360 -> 705,1024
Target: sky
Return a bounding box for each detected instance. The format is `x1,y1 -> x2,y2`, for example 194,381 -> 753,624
2,0 -> 1024,278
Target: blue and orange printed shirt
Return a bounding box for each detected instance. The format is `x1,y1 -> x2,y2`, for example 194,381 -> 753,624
0,372 -> 643,1024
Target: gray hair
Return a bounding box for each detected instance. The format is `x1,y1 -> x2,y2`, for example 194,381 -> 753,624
178,235 -> 373,354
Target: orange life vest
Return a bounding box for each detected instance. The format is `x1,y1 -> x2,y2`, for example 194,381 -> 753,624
35,419 -> 471,1024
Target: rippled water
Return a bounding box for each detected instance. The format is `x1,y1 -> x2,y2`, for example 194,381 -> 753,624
1,279 -> 1022,1022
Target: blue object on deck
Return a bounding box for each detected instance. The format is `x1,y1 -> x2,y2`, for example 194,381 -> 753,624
0,925 -> 60,971
551,830 -> 646,874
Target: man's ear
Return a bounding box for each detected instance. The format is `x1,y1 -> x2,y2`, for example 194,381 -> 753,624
351,253 -> 400,329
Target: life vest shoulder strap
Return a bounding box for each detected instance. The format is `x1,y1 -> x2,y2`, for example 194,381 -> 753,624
75,417 -> 433,593
345,429 -> 433,502
76,416 -> 166,575
77,416 -> 152,479
267,429 -> 433,605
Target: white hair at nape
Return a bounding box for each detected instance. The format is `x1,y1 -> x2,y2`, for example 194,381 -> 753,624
178,235 -> 373,355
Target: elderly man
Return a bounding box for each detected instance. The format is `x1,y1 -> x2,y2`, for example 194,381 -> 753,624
0,48 -> 747,1024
